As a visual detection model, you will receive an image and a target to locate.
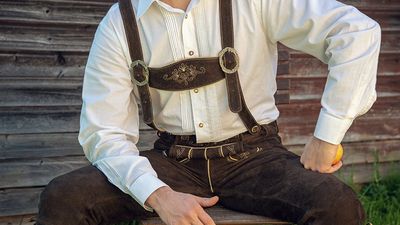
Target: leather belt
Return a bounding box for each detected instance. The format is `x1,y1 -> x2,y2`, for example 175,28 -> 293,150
163,121 -> 279,160
168,142 -> 242,160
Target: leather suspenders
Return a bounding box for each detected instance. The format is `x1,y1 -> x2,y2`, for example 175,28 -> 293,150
119,0 -> 156,129
218,0 -> 261,134
118,0 -> 261,134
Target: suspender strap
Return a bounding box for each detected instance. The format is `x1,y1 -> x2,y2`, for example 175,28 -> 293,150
119,0 -> 156,129
219,0 -> 241,113
219,0 -> 261,134
119,0 -> 261,134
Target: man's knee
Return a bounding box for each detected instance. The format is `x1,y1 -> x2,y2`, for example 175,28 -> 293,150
305,178 -> 365,225
330,184 -> 365,225
37,167 -> 93,225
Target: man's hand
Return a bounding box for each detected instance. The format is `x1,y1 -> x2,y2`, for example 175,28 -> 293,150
300,136 -> 343,173
145,186 -> 219,225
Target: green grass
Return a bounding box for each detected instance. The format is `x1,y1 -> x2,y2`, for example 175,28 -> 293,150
358,172 -> 400,225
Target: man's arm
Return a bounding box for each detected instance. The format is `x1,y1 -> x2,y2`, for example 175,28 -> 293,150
259,0 -> 381,172
78,4 -> 168,211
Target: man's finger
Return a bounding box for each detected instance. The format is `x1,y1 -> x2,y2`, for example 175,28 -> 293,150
195,196 -> 219,208
190,216 -> 205,225
323,161 -> 343,174
198,209 -> 216,225
300,154 -> 305,164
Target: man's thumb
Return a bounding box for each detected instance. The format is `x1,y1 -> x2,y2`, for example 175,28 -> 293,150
196,196 -> 219,207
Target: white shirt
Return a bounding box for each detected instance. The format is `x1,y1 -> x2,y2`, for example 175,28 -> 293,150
78,0 -> 381,211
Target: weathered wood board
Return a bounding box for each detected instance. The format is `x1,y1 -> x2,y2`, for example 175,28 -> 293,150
0,214 -> 36,225
0,131 -> 157,160
0,207 -> 292,225
0,188 -> 43,217
0,156 -> 89,189
140,206 -> 292,225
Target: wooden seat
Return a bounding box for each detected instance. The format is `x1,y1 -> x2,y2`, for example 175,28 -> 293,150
0,207 -> 292,225
139,206 -> 291,225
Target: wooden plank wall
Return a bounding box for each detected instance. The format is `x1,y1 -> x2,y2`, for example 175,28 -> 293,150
0,0 -> 399,217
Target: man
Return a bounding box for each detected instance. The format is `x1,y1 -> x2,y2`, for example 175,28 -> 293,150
37,0 -> 381,225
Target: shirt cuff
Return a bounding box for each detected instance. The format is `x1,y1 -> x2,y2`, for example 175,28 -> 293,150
314,109 -> 354,145
129,173 -> 168,212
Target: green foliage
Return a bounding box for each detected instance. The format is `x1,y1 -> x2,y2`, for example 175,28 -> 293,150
358,171 -> 400,225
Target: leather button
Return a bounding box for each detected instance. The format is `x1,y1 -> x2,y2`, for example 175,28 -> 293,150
189,50 -> 194,56
198,123 -> 204,128
193,89 -> 199,93
251,125 -> 260,134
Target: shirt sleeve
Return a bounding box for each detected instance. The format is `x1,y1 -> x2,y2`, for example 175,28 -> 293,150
78,5 -> 167,211
259,0 -> 381,144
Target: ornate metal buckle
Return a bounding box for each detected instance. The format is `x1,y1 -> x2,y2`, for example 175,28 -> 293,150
129,60 -> 149,86
218,47 -> 240,74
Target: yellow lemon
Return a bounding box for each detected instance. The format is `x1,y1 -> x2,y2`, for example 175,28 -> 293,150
332,144 -> 344,165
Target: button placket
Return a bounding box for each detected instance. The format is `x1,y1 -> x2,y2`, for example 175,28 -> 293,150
181,9 -> 209,140
191,88 -> 210,141
181,12 -> 198,58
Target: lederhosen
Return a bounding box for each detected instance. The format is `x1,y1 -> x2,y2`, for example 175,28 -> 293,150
118,0 -> 278,159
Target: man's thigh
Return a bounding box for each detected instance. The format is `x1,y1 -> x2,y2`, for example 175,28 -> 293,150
37,150 -> 208,225
141,150 -> 211,196
211,137 -> 364,225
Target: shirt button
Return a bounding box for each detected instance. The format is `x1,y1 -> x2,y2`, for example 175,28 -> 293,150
198,123 -> 204,128
185,14 -> 188,19
193,88 -> 199,93
189,50 -> 194,56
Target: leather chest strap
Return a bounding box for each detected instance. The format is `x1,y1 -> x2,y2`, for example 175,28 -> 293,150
119,0 -> 156,129
148,57 -> 225,91
219,0 -> 261,134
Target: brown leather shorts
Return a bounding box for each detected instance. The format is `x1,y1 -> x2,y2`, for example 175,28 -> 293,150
37,122 -> 365,225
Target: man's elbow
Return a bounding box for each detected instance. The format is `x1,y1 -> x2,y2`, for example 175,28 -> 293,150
365,17 -> 381,44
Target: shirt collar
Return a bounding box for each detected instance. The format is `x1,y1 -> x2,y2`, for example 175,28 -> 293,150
136,0 -> 200,20
136,0 -> 155,20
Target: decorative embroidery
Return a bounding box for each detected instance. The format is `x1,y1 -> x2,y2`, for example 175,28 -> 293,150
163,63 -> 206,85
239,151 -> 250,159
225,144 -> 236,154
176,147 -> 186,158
